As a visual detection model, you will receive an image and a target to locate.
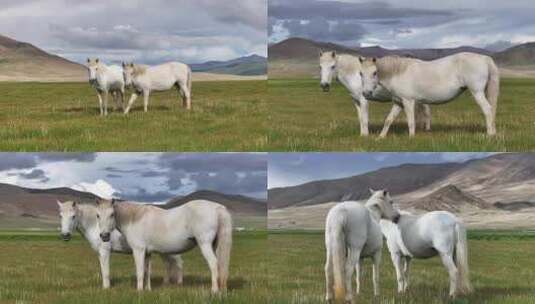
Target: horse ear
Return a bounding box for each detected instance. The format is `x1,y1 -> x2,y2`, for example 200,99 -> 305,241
122,62 -> 126,67
319,49 -> 323,56
372,57 -> 377,63
96,58 -> 99,63
359,56 -> 365,63
57,200 -> 62,207
95,198 -> 101,205
111,198 -> 116,205
368,188 -> 375,195
72,201 -> 77,207
383,190 -> 388,196
331,51 -> 336,58
86,58 -> 90,63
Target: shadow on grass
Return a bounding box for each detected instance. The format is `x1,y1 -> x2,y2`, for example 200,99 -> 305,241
367,122 -> 488,136
62,105 -> 174,114
111,275 -> 246,291
393,283 -> 534,303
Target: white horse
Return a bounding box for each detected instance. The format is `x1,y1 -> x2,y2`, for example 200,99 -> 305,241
360,52 -> 500,137
86,58 -> 125,116
380,210 -> 472,297
319,51 -> 432,136
95,198 -> 232,293
122,62 -> 192,114
324,189 -> 400,303
57,200 -> 183,289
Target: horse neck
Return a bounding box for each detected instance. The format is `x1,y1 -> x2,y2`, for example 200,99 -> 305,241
336,55 -> 360,77
364,203 -> 382,223
114,201 -> 138,230
76,204 -> 98,237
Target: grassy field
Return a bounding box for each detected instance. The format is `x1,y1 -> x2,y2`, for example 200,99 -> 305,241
268,78 -> 535,151
0,81 -> 266,151
268,231 -> 535,304
0,231 -> 268,304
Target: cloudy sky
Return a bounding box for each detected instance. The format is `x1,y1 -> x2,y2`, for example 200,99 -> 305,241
0,153 -> 267,202
269,0 -> 535,50
0,0 -> 266,64
268,152 -> 495,189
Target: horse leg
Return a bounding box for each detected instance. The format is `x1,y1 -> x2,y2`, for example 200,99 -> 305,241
97,92 -> 104,116
124,93 -> 138,114
345,249 -> 360,303
175,255 -> 184,285
98,243 -> 111,289
423,104 -> 431,131
119,89 -> 125,111
143,90 -> 150,113
144,253 -> 152,291
403,257 -> 411,292
199,242 -> 220,294
103,91 -> 109,116
401,98 -> 416,137
392,253 -> 404,293
471,90 -> 496,135
359,97 -> 369,136
439,252 -> 458,297
379,103 -> 402,138
355,259 -> 360,295
352,99 -> 368,137
182,87 -> 191,110
325,247 -> 334,303
132,248 -> 146,291
372,250 -> 381,296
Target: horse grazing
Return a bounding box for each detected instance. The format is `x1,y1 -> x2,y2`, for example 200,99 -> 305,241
95,198 -> 232,293
122,61 -> 192,114
324,189 -> 400,303
57,200 -> 183,289
86,58 -> 126,116
319,51 -> 432,137
380,210 -> 472,297
360,52 -> 500,137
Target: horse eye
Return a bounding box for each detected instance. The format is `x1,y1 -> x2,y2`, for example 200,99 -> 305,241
373,71 -> 377,76
71,215 -> 75,219
360,72 -> 363,77
96,214 -> 100,219
331,65 -> 336,70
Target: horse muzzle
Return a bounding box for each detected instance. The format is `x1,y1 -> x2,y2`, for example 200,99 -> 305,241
88,79 -> 97,86
100,232 -> 111,242
61,233 -> 71,241
320,83 -> 330,92
393,214 -> 401,224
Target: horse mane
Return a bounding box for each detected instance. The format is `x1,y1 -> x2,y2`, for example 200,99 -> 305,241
376,56 -> 413,80
132,65 -> 149,77
115,201 -> 155,225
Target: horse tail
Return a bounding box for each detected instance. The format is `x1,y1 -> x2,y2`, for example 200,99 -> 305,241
486,57 -> 500,118
327,213 -> 346,302
454,222 -> 472,295
215,207 -> 232,291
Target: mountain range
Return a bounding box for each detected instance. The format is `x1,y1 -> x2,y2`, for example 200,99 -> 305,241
268,37 -> 535,78
0,183 -> 265,229
268,153 -> 535,230
0,34 -> 266,81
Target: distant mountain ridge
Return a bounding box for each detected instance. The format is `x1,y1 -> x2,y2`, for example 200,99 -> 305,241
268,37 -> 535,78
269,153 -> 535,211
0,34 -> 266,81
191,54 -> 267,76
0,183 -> 264,229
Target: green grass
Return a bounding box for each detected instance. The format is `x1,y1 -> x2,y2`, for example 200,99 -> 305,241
0,231 -> 268,304
268,231 -> 535,303
268,78 -> 535,151
0,81 -> 267,151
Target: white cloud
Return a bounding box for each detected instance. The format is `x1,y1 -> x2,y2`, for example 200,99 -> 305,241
71,179 -> 119,199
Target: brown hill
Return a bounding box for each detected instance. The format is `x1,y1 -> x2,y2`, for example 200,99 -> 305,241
269,37 -> 535,78
163,190 -> 266,216
268,162 -> 463,209
493,42 -> 535,67
406,184 -> 489,213
0,34 -> 86,82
